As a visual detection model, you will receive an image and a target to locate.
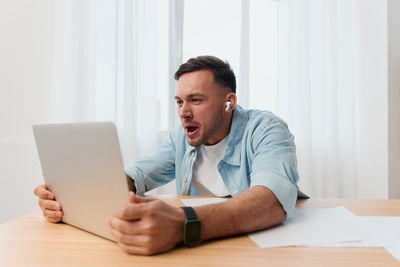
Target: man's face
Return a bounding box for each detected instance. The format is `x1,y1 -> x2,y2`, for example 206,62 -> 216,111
175,70 -> 228,146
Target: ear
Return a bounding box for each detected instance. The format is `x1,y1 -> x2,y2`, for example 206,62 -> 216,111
225,93 -> 237,112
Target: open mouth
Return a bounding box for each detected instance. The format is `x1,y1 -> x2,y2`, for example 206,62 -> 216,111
185,126 -> 200,137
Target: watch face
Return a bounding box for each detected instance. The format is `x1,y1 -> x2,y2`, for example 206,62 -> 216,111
184,219 -> 201,244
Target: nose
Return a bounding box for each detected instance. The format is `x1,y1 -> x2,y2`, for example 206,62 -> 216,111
178,102 -> 193,119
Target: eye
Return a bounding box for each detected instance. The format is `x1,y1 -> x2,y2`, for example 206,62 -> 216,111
191,98 -> 202,103
176,100 -> 183,106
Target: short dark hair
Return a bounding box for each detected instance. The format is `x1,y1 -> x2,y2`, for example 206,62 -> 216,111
174,56 -> 236,93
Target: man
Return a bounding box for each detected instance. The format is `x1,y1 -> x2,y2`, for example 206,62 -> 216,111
34,56 -> 300,255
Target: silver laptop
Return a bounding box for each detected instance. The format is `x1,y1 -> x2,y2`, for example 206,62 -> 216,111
33,121 -> 130,241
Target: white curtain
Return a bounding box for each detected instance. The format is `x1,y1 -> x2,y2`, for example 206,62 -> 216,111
277,0 -> 360,198
51,0 -> 167,165
49,0 -> 388,198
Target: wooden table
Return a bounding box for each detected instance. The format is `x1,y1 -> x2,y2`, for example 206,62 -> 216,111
1,198 -> 400,267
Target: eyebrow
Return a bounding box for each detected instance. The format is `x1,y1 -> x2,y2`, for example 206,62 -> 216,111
174,93 -> 208,100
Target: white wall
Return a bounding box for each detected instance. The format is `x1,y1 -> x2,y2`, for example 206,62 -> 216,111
0,0 -> 54,223
355,0 -> 400,199
355,0 -> 389,198
0,0 -> 398,224
388,0 -> 400,198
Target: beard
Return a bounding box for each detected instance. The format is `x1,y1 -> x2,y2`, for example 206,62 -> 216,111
186,108 -> 225,146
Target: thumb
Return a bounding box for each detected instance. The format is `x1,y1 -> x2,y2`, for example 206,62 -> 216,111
136,195 -> 157,203
129,191 -> 140,203
129,191 -> 157,203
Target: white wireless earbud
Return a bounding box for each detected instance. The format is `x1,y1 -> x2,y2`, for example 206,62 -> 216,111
225,101 -> 232,111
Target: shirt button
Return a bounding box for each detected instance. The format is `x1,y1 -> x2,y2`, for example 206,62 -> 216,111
191,152 -> 195,157
183,178 -> 187,183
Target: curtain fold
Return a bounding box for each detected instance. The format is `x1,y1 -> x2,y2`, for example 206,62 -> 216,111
51,0 -> 165,165
277,0 -> 359,198
51,0 -> 378,198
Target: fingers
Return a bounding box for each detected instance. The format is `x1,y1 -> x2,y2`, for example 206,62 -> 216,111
136,195 -> 157,203
129,191 -> 139,203
110,228 -> 149,246
34,184 -> 55,200
39,199 -> 63,222
109,199 -> 182,255
110,228 -> 157,255
38,199 -> 62,211
118,242 -> 155,256
34,184 -> 63,223
117,202 -> 147,221
117,198 -> 162,220
109,217 -> 143,235
42,209 -> 63,222
129,191 -> 156,203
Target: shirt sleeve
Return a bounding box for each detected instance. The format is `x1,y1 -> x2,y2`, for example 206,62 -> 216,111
124,132 -> 176,196
249,119 -> 299,219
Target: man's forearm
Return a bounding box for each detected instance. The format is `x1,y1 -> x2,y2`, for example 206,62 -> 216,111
194,186 -> 286,240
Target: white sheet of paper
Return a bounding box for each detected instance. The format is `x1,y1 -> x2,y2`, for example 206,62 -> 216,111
181,197 -> 228,207
385,247 -> 400,262
181,199 -> 364,248
326,216 -> 400,247
180,197 -> 400,261
248,206 -> 364,248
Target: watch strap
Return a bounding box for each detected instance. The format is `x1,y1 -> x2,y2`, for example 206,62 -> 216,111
180,206 -> 201,246
181,206 -> 198,220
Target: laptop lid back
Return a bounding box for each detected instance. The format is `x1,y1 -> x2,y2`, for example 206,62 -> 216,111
33,121 -> 130,241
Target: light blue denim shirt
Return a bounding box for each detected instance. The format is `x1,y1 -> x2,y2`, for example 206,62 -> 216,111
125,105 -> 299,218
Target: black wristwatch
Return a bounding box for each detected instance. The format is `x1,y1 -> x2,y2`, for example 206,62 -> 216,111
180,206 -> 202,246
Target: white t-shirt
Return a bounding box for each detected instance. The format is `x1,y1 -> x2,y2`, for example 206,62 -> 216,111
192,137 -> 230,197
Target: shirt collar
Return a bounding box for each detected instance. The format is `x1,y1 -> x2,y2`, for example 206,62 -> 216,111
222,105 -> 247,166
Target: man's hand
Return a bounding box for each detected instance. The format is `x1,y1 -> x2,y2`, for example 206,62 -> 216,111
108,192 -> 185,255
33,184 -> 63,223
